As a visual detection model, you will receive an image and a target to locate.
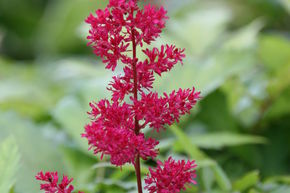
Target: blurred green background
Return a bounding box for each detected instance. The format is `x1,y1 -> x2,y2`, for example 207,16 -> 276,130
0,0 -> 290,193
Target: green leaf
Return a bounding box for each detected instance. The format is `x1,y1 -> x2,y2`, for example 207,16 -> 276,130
0,137 -> 20,193
52,96 -> 88,152
92,162 -> 148,175
223,19 -> 263,50
0,61 -> 43,118
201,167 -> 215,192
266,86 -> 290,120
169,125 -> 209,161
0,111 -> 65,192
61,147 -> 96,188
37,0 -> 108,56
94,178 -> 136,191
155,19 -> 260,97
266,175 -> 290,184
170,125 -> 232,191
249,189 -> 261,193
270,185 -> 290,193
212,165 -> 232,192
196,90 -> 237,132
191,133 -> 267,150
279,0 -> 290,14
168,4 -> 232,56
233,170 -> 260,192
259,34 -> 290,72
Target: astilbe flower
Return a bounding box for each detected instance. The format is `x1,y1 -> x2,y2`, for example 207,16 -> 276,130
35,171 -> 83,193
83,0 -> 200,192
145,157 -> 197,193
37,0 -> 200,193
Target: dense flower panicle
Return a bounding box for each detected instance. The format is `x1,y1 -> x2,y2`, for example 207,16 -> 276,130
37,1 -> 199,193
35,171 -> 83,193
145,157 -> 197,193
134,88 -> 200,131
83,122 -> 158,166
84,0 -> 199,191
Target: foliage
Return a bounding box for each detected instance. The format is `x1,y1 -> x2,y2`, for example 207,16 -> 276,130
0,0 -> 289,193
0,137 -> 20,193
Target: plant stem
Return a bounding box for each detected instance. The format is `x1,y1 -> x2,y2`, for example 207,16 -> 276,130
135,154 -> 143,193
131,9 -> 143,193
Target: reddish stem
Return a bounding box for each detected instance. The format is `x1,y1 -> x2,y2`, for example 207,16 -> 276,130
131,9 -> 143,193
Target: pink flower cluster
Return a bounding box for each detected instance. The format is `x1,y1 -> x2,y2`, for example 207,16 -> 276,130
37,1 -> 200,193
83,0 -> 200,192
145,157 -> 197,193
35,171 -> 83,193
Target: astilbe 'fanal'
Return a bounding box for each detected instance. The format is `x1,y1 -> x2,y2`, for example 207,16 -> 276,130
36,0 -> 200,193
83,0 -> 200,192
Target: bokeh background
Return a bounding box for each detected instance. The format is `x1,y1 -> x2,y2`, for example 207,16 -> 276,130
0,0 -> 290,193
